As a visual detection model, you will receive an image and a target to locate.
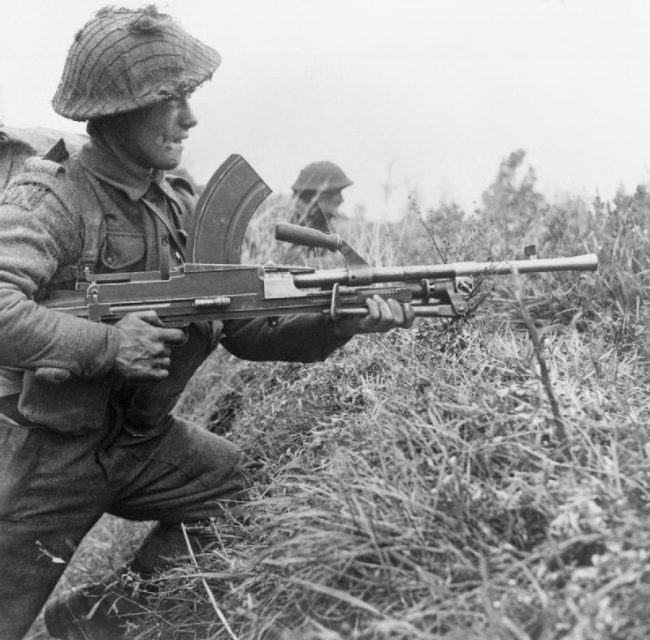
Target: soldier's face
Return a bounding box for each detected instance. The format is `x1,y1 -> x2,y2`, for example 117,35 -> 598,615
317,189 -> 344,216
117,96 -> 198,170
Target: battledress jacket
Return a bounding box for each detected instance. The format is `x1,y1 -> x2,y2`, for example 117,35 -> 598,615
0,136 -> 347,435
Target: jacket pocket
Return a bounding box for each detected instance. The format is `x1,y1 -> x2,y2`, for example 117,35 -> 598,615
100,232 -> 146,271
18,371 -> 112,433
0,417 -> 40,518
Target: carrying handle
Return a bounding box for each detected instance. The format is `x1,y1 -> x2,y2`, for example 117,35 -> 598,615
275,223 -> 341,252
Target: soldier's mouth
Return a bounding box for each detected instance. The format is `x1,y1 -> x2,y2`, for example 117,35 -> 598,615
154,134 -> 187,149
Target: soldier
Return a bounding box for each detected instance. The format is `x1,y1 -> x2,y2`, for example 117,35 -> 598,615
0,6 -> 413,640
289,160 -> 353,233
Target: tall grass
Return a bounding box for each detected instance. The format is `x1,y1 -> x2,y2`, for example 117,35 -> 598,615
129,179 -> 650,640
24,158 -> 650,640
154,333 -> 650,639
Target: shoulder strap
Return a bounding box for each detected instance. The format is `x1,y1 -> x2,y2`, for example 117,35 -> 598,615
65,161 -> 106,270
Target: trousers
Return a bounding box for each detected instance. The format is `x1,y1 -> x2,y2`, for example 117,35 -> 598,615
0,413 -> 247,640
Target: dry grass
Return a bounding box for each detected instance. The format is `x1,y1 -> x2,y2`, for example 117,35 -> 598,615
141,311 -> 650,639
31,183 -> 650,639
161,189 -> 650,640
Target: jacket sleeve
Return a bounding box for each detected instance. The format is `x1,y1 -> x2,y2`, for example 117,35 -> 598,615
0,183 -> 118,377
221,315 -> 350,362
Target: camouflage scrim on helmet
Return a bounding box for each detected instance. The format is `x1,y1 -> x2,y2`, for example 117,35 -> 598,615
291,161 -> 353,193
52,5 -> 221,121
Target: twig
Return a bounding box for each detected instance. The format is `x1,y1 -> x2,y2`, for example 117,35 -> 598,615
181,523 -> 239,640
511,266 -> 572,462
409,195 -> 448,263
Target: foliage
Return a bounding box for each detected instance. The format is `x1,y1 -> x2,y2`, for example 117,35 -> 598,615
147,151 -> 650,639
480,148 -> 547,252
154,152 -> 650,640
27,150 -> 650,640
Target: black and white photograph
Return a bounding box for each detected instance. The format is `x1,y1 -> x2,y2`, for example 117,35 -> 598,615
0,1 -> 647,639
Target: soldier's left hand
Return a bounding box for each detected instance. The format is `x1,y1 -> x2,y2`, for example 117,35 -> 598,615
332,294 -> 416,338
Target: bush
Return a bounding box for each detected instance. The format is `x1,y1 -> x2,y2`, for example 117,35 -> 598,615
118,151 -> 650,639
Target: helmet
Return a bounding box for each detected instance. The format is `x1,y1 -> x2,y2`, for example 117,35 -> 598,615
52,5 -> 221,121
291,161 -> 353,193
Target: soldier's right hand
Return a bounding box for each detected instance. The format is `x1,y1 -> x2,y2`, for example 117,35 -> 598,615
112,310 -> 186,381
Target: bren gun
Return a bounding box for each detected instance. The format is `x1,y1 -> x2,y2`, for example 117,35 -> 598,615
43,155 -> 599,326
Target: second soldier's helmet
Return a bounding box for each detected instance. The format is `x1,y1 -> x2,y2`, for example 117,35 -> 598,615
291,161 -> 353,193
52,5 -> 221,121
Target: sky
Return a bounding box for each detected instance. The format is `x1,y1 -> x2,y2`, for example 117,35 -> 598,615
1,0 -> 650,221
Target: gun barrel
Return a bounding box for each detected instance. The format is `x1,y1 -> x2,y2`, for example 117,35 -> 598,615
291,253 -> 598,288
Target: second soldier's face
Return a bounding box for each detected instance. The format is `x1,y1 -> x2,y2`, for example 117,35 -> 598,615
317,189 -> 344,216
117,96 -> 198,170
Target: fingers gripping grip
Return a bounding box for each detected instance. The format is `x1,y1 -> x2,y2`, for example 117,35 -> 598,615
275,223 -> 341,252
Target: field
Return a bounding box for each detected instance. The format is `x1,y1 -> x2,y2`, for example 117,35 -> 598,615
28,153 -> 650,639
